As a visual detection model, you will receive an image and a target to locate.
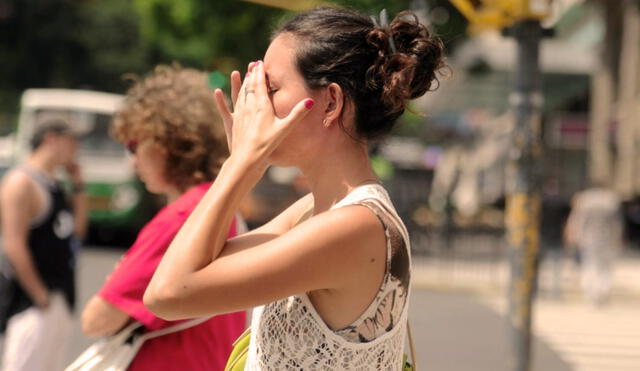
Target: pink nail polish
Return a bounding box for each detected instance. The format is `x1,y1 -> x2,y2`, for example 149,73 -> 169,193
304,99 -> 314,109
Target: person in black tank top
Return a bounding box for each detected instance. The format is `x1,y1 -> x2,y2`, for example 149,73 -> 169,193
0,120 -> 87,371
7,169 -> 76,320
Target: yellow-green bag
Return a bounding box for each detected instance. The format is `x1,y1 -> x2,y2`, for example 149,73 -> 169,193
224,327 -> 251,371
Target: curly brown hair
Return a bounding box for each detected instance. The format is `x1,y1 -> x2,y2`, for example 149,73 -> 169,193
112,65 -> 228,192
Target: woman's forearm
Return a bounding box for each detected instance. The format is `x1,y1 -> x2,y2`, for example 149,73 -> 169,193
81,296 -> 130,337
144,155 -> 263,312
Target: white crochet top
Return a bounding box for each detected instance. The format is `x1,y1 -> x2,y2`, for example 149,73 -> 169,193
245,184 -> 412,370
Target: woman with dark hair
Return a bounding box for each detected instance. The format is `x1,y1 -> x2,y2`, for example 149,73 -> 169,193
80,65 -> 246,371
145,7 -> 445,370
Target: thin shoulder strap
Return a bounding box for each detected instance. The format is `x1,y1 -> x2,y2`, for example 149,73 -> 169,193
339,185 -> 410,245
18,166 -> 56,190
139,316 -> 212,341
407,321 -> 417,370
361,195 -> 410,248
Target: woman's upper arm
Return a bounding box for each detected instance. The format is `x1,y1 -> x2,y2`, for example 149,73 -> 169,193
145,204 -> 385,320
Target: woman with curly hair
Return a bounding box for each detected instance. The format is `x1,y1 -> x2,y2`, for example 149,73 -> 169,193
80,65 -> 246,371
146,7 -> 445,370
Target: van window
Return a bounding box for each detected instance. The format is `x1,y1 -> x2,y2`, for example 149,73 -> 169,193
33,109 -> 124,157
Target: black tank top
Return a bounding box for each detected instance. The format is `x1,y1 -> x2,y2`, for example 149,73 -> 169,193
7,167 -> 76,318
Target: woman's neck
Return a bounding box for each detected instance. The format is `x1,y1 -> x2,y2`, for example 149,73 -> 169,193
166,186 -> 185,203
299,141 -> 378,214
165,181 -> 206,203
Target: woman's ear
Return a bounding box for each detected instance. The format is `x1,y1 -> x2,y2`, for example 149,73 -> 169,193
323,83 -> 345,127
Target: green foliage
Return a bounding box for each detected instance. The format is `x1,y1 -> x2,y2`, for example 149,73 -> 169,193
132,0 -> 286,71
0,0 -> 153,132
335,0 -> 410,14
0,0 -> 465,135
0,0 -> 149,111
76,0 -> 151,91
0,0 -> 84,110
130,0 -> 432,72
371,154 -> 395,180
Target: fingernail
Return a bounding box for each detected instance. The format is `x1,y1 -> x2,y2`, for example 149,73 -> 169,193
304,99 -> 314,109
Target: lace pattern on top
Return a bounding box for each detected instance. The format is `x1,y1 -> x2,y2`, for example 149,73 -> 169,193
246,184 -> 412,370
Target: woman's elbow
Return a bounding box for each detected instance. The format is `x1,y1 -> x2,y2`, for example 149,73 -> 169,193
143,284 -> 185,321
81,317 -> 99,338
81,311 -> 108,338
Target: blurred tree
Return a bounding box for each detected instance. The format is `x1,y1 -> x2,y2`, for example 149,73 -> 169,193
614,0 -> 640,198
131,0 -> 466,72
0,0 -> 465,135
338,0 -> 409,14
132,0 -> 286,71
0,0 -> 150,90
0,0 -> 85,116
587,0 -> 621,189
77,0 -> 152,91
587,0 -> 640,199
422,0 -> 468,51
0,0 -> 151,130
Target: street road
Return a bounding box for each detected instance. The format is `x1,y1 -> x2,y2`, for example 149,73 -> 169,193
2,247 -> 637,371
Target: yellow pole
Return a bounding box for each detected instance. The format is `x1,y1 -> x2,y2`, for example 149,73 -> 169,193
505,19 -> 544,371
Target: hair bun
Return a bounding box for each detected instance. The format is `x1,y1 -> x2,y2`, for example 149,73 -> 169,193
366,11 -> 446,115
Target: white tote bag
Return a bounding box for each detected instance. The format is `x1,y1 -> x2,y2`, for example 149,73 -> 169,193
65,317 -> 210,371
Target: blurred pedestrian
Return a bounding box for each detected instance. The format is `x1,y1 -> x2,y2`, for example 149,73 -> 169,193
565,182 -> 624,305
540,176 -> 571,297
79,65 -> 246,371
0,120 -> 87,371
144,7 -> 445,370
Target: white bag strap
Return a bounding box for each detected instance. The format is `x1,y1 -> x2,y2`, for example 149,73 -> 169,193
139,316 -> 212,341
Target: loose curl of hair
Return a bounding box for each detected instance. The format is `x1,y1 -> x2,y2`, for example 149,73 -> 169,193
112,65 -> 228,192
275,7 -> 447,141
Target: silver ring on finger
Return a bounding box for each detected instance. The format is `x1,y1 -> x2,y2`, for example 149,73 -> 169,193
244,88 -> 256,101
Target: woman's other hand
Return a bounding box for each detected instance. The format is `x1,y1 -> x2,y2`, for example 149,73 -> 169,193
214,63 -> 249,149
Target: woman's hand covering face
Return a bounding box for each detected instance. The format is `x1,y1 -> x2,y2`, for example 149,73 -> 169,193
214,61 -> 314,166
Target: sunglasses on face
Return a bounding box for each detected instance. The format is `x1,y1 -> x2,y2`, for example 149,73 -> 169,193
125,140 -> 139,154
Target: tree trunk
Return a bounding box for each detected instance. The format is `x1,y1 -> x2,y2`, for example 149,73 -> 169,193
615,0 -> 640,198
589,0 -> 622,187
589,67 -> 613,186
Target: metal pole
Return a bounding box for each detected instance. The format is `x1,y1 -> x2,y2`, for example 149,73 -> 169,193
505,19 -> 543,371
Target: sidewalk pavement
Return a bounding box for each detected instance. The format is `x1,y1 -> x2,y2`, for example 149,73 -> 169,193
410,290 -> 574,371
410,249 -> 640,371
411,248 -> 640,301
